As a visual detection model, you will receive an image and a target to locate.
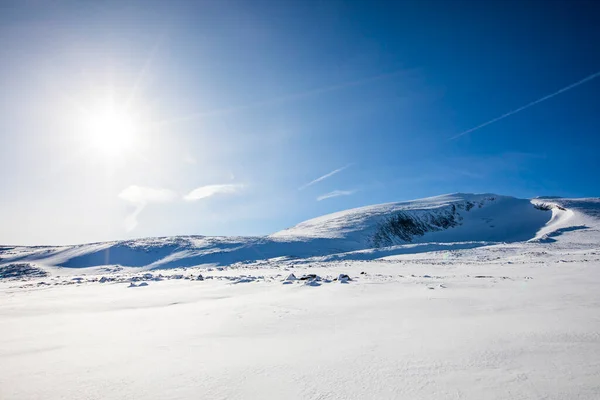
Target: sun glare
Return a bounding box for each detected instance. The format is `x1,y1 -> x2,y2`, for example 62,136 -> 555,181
81,107 -> 139,157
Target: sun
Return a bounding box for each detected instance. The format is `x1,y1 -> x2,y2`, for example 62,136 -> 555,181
72,85 -> 152,160
81,107 -> 138,157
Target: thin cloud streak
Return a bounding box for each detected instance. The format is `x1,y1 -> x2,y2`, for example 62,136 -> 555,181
449,69 -> 600,140
184,184 -> 245,201
299,164 -> 352,190
317,190 -> 356,201
160,69 -> 412,125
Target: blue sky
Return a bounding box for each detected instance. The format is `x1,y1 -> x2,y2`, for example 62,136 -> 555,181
1,0 -> 599,245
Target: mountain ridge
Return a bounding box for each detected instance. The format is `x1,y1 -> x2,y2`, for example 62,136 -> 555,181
1,193 -> 598,273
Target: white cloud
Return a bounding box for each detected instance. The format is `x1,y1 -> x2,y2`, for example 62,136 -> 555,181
183,154 -> 197,165
184,184 -> 245,201
119,185 -> 178,204
317,190 -> 356,201
299,164 -> 352,190
118,185 -> 178,231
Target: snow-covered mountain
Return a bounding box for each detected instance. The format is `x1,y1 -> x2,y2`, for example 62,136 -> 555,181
1,193 -> 598,274
272,193 -> 550,244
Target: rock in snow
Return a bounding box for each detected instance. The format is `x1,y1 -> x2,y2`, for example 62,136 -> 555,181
284,273 -> 297,281
299,274 -> 320,281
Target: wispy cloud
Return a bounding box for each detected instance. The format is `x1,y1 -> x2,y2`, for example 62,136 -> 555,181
161,69 -> 412,125
118,185 -> 177,231
299,164 -> 352,190
183,153 -> 197,165
449,69 -> 600,140
317,190 -> 356,201
184,184 -> 245,201
119,185 -> 178,204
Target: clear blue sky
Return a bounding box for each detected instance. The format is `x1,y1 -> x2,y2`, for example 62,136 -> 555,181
1,0 -> 599,245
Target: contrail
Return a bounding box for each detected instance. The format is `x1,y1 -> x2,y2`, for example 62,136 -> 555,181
449,70 -> 600,140
299,164 -> 353,190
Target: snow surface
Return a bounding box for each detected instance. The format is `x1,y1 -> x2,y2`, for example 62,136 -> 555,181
1,193 -> 600,399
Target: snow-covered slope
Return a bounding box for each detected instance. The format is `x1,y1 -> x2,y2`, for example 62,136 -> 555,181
272,193 -> 549,244
2,194 -> 600,400
1,193 -> 598,273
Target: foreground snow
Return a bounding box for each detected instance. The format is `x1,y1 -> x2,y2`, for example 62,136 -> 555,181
2,237 -> 600,399
1,194 -> 599,399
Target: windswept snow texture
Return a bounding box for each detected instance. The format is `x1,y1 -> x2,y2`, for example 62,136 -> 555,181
274,193 -> 550,244
1,194 -> 600,399
0,194 -> 558,270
